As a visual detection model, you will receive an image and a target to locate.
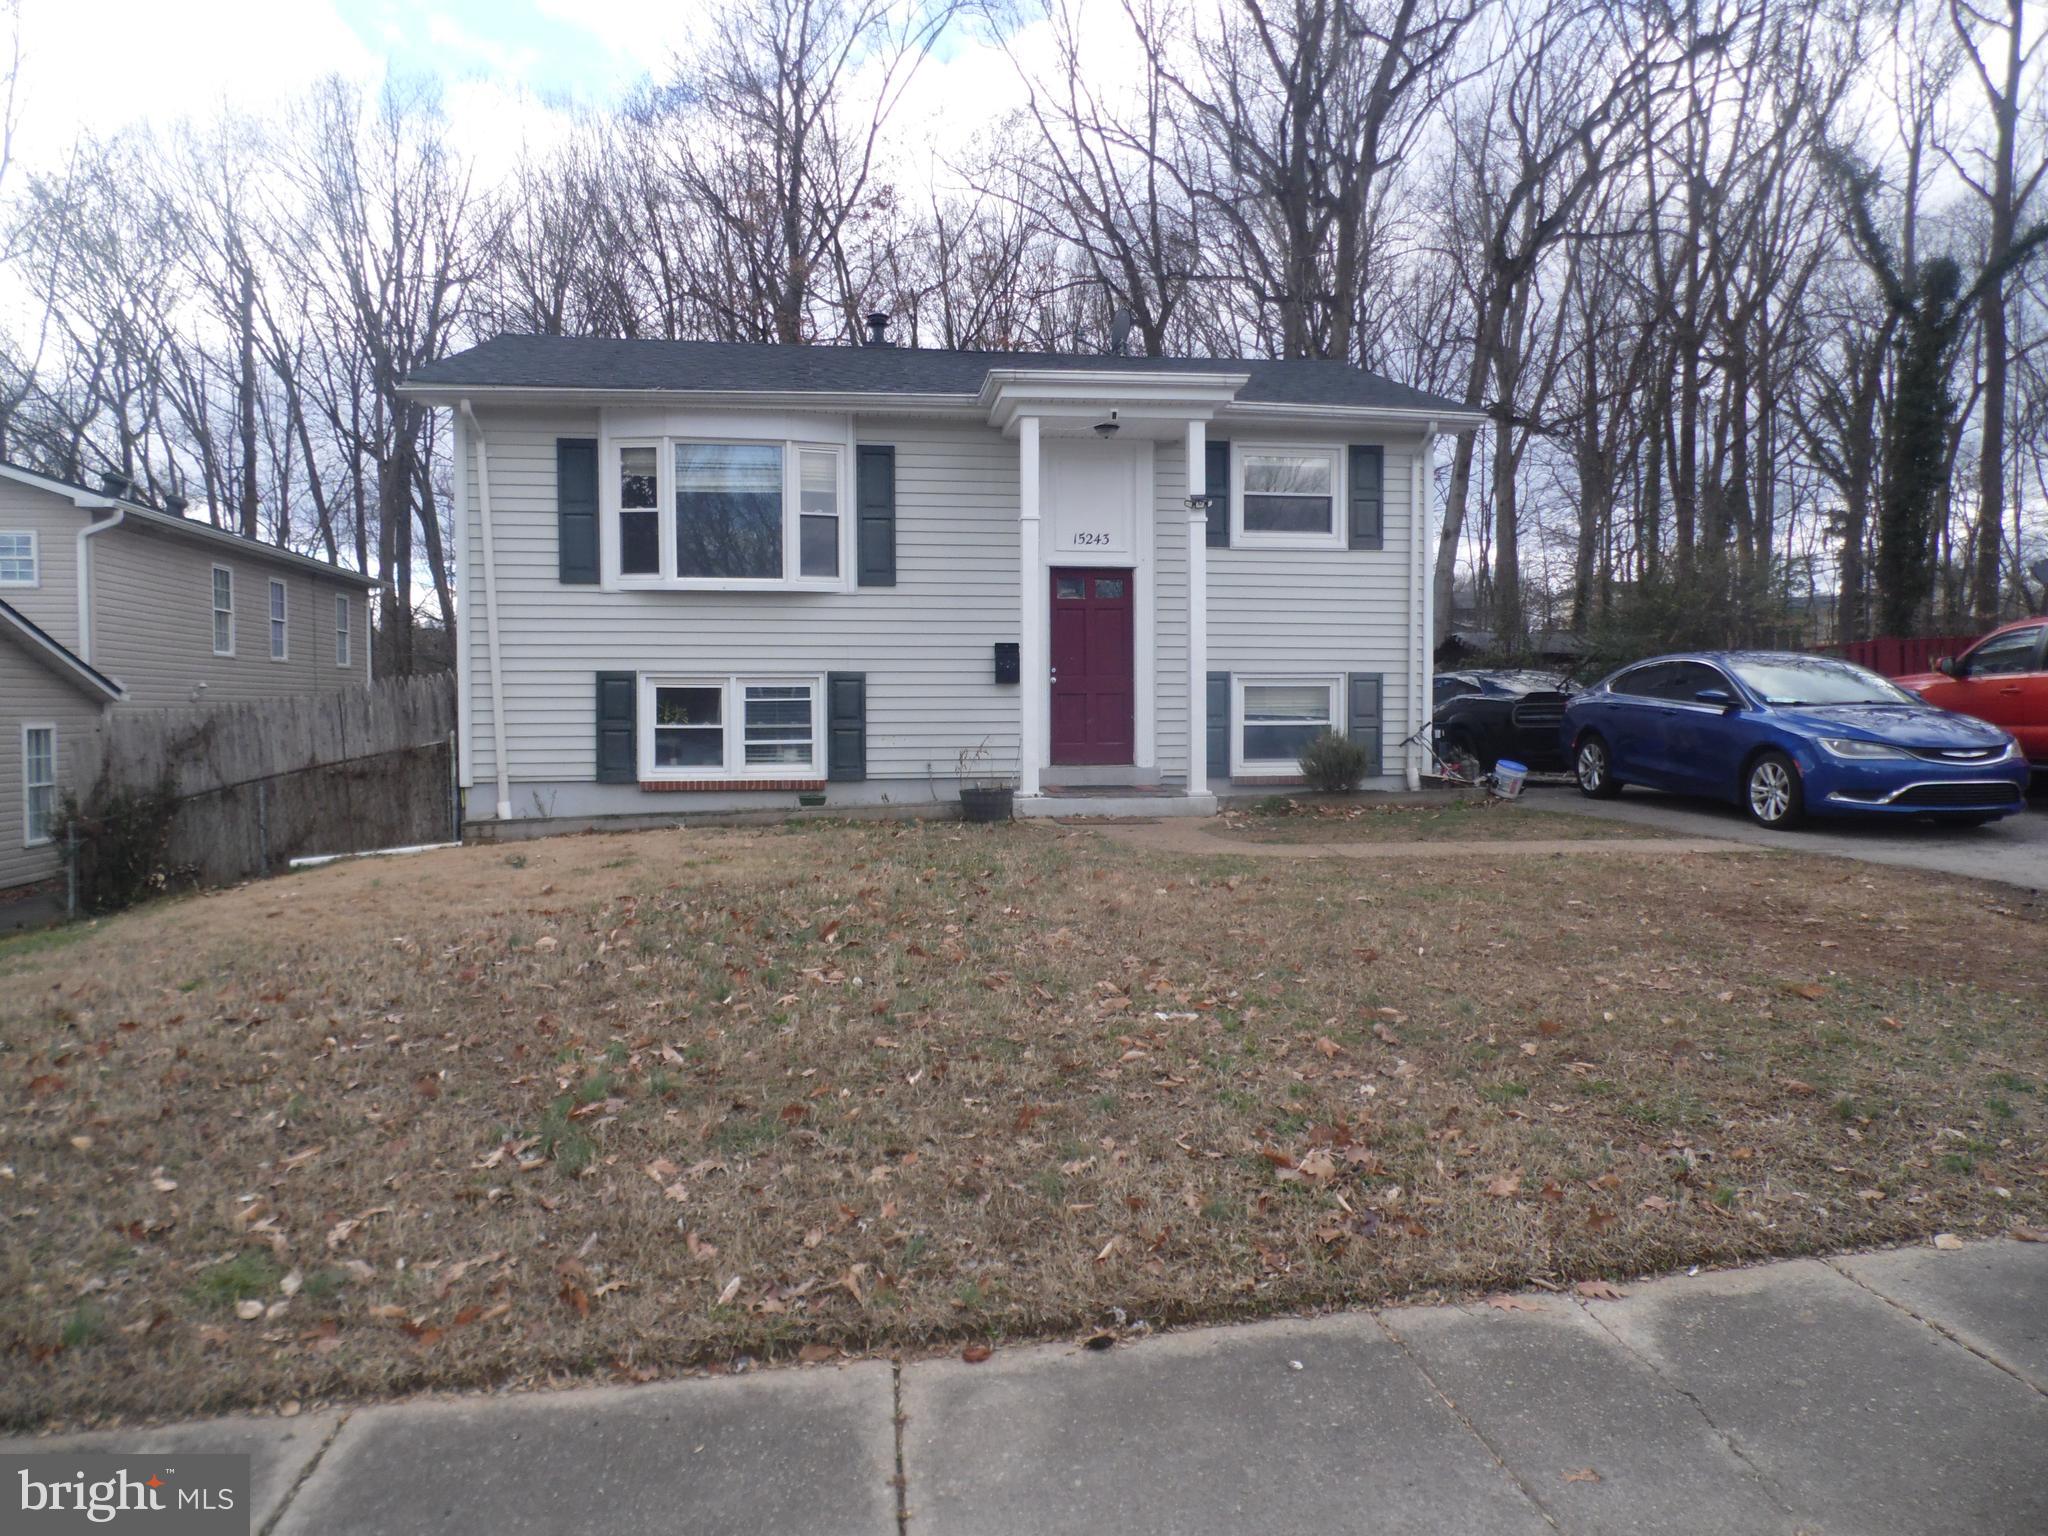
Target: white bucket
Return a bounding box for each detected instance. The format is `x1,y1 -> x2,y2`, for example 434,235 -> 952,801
1492,759 -> 1528,800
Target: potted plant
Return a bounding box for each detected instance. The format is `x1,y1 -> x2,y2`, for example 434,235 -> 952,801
956,739 -> 1015,823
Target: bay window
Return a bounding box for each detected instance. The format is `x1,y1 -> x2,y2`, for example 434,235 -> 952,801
1236,677 -> 1339,773
611,436 -> 846,589
618,444 -> 660,575
1235,446 -> 1341,546
640,675 -> 823,780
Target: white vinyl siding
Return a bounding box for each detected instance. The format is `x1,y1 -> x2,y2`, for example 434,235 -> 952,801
462,409 -> 1022,790
0,658 -> 103,891
0,488 -> 81,643
85,527 -> 366,705
1209,437 -> 1415,781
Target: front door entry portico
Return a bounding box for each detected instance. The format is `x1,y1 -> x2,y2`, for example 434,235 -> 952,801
1049,567 -> 1135,765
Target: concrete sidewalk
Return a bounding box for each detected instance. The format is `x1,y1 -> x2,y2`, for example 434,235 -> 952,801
8,1241 -> 2044,1535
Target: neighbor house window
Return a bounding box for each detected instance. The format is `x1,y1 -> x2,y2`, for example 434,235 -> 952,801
611,437 -> 847,589
617,443 -> 660,575
640,675 -> 823,780
22,724 -> 56,845
1236,677 -> 1339,773
268,579 -> 288,660
211,566 -> 235,655
1235,447 -> 1341,546
0,531 -> 36,585
335,594 -> 351,667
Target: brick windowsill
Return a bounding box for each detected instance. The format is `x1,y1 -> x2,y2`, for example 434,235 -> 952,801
640,779 -> 828,793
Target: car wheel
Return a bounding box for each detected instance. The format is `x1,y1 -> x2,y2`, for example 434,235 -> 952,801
1574,735 -> 1621,799
1743,750 -> 1803,829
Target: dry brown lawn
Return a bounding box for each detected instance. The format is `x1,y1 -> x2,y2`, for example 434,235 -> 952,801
4,818 -> 2044,1429
1211,797 -> 1661,843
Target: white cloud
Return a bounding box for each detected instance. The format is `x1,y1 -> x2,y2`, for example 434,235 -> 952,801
11,0 -> 381,168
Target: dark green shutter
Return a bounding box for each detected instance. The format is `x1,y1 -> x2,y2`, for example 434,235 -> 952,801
558,438 -> 599,583
595,671 -> 636,783
1345,674 -> 1383,778
1347,445 -> 1384,551
1204,439 -> 1230,548
827,672 -> 866,781
1206,671 -> 1230,782
856,446 -> 895,586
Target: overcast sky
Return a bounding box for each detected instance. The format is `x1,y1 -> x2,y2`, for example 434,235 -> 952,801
9,0 -> 1046,190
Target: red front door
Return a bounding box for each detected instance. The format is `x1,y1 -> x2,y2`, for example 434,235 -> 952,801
1050,568 -> 1134,765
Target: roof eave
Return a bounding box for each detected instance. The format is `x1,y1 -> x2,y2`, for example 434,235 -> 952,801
0,602 -> 125,701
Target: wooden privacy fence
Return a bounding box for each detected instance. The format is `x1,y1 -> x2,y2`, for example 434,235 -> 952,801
1823,635 -> 1980,678
68,673 -> 459,901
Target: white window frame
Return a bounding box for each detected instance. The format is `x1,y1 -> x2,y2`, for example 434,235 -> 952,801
22,723 -> 56,847
608,437 -> 851,593
268,578 -> 289,661
0,529 -> 37,587
1232,674 -> 1342,777
211,565 -> 235,656
335,593 -> 351,667
1231,443 -> 1346,550
636,674 -> 825,783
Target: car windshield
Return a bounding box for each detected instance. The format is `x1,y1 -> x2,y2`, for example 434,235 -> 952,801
1724,657 -> 1916,707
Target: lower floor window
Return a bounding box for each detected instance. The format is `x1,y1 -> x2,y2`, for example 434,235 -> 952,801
23,725 -> 55,844
642,675 -> 821,779
1238,677 -> 1338,770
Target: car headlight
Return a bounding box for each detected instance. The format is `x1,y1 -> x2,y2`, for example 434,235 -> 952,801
1818,737 -> 1911,760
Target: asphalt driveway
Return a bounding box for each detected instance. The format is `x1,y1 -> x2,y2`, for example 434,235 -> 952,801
1525,775 -> 2048,890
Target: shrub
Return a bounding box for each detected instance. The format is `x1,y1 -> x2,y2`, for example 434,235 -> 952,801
57,773 -> 184,916
1297,730 -> 1368,793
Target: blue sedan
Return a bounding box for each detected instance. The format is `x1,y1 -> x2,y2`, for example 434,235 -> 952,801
1559,651 -> 2030,829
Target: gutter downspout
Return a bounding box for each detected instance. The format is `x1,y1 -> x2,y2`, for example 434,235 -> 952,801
459,399 -> 513,822
1416,422 -> 1440,792
1405,431 -> 1428,790
75,505 -> 126,665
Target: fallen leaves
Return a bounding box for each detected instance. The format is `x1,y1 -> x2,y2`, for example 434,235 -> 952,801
961,1343 -> 993,1364
1562,1468 -> 1602,1485
1931,1233 -> 1965,1251
1573,1280 -> 1627,1301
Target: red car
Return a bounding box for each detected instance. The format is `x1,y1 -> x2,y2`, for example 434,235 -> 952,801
1896,619 -> 2048,770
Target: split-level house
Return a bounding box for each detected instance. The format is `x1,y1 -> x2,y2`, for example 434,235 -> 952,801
400,330 -> 1481,826
1,464 -> 375,894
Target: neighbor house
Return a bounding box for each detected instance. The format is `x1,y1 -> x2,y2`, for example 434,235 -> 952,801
1,463 -> 375,895
400,330 -> 1481,826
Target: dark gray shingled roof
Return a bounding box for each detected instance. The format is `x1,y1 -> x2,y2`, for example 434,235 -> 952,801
404,333 -> 1470,413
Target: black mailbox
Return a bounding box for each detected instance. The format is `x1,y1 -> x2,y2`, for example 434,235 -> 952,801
994,642 -> 1020,685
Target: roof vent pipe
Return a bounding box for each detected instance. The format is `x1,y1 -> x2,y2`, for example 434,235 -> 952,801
98,470 -> 134,500
864,311 -> 893,347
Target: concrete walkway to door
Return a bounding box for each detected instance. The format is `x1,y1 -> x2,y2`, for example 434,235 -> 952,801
6,1240 -> 2044,1534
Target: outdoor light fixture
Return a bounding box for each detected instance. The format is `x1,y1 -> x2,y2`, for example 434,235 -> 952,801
1093,409 -> 1120,438
1185,493 -> 1214,512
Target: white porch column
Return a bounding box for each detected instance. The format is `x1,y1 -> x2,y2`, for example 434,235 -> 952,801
1185,418 -> 1209,795
1017,414 -> 1043,797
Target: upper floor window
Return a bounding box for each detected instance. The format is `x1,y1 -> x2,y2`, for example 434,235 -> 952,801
211,566 -> 235,655
610,437 -> 847,590
335,594 -> 351,667
1234,446 -> 1343,549
269,579 -> 289,660
0,531 -> 36,586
